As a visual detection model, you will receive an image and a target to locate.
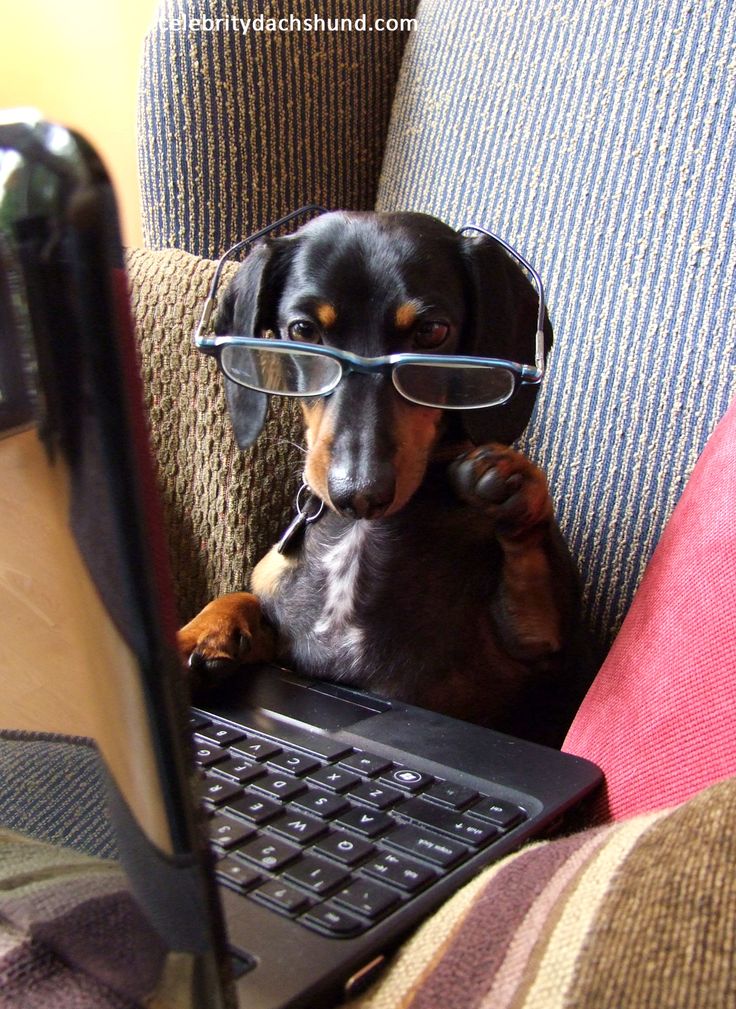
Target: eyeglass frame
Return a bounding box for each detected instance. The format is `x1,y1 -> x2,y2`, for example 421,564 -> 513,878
193,205 -> 548,407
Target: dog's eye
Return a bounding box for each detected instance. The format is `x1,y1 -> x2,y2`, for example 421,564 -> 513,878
414,321 -> 449,349
288,320 -> 322,343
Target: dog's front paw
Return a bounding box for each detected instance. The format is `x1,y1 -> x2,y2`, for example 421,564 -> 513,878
177,592 -> 275,687
449,444 -> 553,537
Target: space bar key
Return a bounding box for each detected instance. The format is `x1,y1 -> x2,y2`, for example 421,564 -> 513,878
217,708 -> 352,761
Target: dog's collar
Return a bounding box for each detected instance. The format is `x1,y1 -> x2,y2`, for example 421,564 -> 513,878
276,483 -> 325,556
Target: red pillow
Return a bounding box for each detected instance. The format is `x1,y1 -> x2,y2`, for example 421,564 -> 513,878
563,396 -> 736,821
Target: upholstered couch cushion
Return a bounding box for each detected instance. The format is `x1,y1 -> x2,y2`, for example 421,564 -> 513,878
377,0 -> 736,646
138,0 -> 416,257
125,247 -> 303,619
563,395 -> 736,821
0,733 -> 115,860
350,775 -> 736,1009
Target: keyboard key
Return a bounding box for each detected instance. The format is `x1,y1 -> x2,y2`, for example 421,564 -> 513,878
379,767 -> 434,792
210,756 -> 263,785
339,752 -> 393,777
197,724 -> 246,747
232,739 -> 282,762
396,797 -> 499,846
215,857 -> 261,892
291,787 -> 349,819
268,749 -> 321,777
334,807 -> 394,838
201,777 -> 242,807
383,825 -> 467,867
189,713 -> 211,731
334,879 -> 401,919
218,708 -> 353,761
348,782 -> 402,810
251,879 -> 312,914
283,856 -> 350,895
425,781 -> 479,809
270,811 -> 327,845
193,742 -> 227,767
250,772 -> 307,802
313,831 -> 376,866
235,836 -> 300,872
469,797 -> 526,830
362,851 -> 436,892
209,813 -> 255,850
225,791 -> 281,825
300,903 -> 365,937
307,766 -> 362,793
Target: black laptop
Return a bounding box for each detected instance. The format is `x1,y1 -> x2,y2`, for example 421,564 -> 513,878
0,113 -> 602,1009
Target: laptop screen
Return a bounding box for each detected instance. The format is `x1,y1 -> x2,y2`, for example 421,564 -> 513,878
0,113 -> 236,1008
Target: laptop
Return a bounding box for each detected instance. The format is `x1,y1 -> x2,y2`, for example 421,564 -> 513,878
0,113 -> 602,1009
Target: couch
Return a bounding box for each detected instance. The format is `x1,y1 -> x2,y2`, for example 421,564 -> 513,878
2,0 -> 735,1005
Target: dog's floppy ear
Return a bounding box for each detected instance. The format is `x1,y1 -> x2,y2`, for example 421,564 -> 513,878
459,235 -> 553,446
214,240 -> 293,449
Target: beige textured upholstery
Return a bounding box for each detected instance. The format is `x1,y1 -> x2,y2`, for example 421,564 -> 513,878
126,247 -> 303,620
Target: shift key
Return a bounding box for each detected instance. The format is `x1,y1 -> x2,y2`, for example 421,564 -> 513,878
383,825 -> 467,867
396,797 -> 499,846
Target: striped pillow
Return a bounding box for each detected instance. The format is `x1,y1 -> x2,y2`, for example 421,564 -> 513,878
0,829 -> 162,1007
349,775 -> 736,1009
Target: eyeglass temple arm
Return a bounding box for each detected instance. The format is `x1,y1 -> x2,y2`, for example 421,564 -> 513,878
194,204 -> 330,343
460,224 -> 547,378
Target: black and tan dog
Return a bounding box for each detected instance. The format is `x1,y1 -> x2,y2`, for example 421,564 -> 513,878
178,212 -> 596,747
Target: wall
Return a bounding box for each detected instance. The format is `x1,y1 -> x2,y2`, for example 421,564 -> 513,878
0,1 -> 157,246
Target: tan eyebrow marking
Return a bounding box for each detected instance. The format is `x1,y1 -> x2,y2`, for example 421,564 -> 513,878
395,300 -> 421,330
315,302 -> 337,328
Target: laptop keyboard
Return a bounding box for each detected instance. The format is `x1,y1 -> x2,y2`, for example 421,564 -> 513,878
192,711 -> 526,939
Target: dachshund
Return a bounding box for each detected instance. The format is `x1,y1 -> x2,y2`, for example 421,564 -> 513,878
178,211 -> 597,748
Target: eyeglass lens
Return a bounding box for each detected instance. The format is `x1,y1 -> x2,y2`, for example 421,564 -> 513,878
219,345 -> 516,408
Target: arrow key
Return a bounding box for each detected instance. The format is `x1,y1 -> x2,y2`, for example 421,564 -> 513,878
334,807 -> 394,838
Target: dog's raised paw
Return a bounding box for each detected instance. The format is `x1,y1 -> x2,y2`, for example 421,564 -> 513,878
449,444 -> 553,536
177,592 -> 275,686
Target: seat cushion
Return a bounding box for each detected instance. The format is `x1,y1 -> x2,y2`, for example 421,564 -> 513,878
378,0 -> 736,645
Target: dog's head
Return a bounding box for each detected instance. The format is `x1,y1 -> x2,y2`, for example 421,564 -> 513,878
215,211 -> 552,519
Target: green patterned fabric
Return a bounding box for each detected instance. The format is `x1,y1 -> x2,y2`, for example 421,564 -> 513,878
378,0 -> 736,642
138,0 -> 416,258
126,247 -> 303,620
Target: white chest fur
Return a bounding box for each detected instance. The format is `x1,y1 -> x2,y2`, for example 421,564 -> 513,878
312,521 -> 370,651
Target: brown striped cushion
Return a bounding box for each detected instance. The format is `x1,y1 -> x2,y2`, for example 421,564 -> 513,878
349,775 -> 736,1009
0,830 -> 162,1007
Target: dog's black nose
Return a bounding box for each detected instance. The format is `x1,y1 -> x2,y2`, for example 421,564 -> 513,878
329,467 -> 396,520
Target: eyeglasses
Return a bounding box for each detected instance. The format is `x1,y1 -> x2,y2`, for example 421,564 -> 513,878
194,207 -> 547,411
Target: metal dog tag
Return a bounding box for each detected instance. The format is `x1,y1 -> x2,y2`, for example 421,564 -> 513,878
276,484 -> 325,556
276,510 -> 309,555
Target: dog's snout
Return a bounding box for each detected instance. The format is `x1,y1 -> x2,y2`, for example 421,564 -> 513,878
329,463 -> 396,520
